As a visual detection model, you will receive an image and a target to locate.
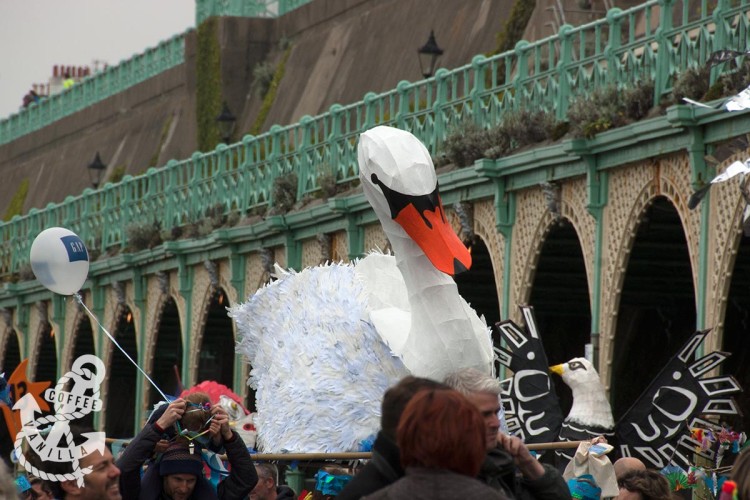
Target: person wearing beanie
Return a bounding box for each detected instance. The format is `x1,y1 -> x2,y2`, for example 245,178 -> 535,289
117,398 -> 257,500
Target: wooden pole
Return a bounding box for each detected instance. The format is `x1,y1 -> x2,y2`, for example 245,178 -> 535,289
105,439 -> 584,460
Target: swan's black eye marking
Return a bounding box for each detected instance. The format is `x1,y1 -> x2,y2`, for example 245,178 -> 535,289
568,360 -> 586,371
370,173 -> 442,226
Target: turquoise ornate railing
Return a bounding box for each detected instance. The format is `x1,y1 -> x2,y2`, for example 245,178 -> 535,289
0,31 -> 188,146
1,0 -> 748,277
195,0 -> 314,24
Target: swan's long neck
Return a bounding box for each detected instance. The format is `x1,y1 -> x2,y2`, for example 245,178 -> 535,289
383,221 -> 491,380
566,378 -> 615,429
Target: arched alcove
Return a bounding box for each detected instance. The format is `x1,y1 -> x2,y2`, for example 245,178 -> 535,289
611,197 -> 696,419
105,307 -> 138,438
70,317 -> 96,428
1,331 -> 20,374
34,323 -> 57,383
150,297 -> 183,407
454,237 -> 501,371
197,289 -> 235,388
528,218 -> 591,417
720,233 -> 750,433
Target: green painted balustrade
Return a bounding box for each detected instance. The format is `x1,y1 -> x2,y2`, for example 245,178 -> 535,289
1,0 -> 748,279
195,0 -> 314,24
0,31 -> 188,146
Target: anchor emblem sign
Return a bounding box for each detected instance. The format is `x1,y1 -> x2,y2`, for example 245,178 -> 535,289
13,354 -> 107,486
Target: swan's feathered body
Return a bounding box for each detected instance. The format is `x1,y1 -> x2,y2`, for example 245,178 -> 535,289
230,126 -> 493,452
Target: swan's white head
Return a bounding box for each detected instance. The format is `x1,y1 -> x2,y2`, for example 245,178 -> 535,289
357,126 -> 471,275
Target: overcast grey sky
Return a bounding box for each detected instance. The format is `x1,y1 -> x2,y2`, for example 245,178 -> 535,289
0,0 -> 195,119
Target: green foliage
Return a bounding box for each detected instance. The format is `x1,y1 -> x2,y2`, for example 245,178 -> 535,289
3,179 -> 29,221
270,172 -> 298,214
316,163 -> 338,199
126,221 -> 163,252
705,60 -> 750,101
443,122 -> 497,167
672,67 -> 710,103
251,47 -> 292,136
497,109 -> 557,149
491,0 -> 536,57
567,80 -> 654,138
196,18 -> 222,151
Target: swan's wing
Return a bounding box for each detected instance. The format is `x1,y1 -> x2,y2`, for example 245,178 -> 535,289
355,253 -> 411,355
230,263 -> 408,453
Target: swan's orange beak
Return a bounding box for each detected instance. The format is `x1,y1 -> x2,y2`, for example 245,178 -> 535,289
394,196 -> 472,276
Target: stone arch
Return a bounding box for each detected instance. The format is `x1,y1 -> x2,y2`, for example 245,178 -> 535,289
191,287 -> 235,388
472,199 -> 506,315
103,305 -> 138,438
515,182 -> 595,321
146,296 -> 183,407
609,195 -> 696,419
0,330 -> 21,374
510,179 -> 596,328
600,155 -> 699,389
33,322 -> 57,384
63,309 -> 96,373
708,153 -> 750,435
705,152 -> 750,349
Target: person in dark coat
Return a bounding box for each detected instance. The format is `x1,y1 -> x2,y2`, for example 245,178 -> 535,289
337,376 -> 449,500
444,368 -> 570,500
362,388 -> 507,500
249,463 -> 295,500
117,397 -> 257,500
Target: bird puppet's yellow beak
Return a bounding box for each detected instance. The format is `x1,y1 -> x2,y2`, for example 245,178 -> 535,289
549,364 -> 564,376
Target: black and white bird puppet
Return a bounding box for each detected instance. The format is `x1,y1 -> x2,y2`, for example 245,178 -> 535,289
497,308 -> 743,470
549,357 -> 615,463
230,126 -> 494,453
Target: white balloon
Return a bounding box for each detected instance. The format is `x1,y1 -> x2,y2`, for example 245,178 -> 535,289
30,227 -> 90,295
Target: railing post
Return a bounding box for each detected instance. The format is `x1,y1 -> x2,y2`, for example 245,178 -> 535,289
471,55 -> 487,127
328,104 -> 344,185
433,69 -> 449,148
395,81 -> 411,129
267,125 -> 283,206
605,8 -> 623,87
654,0 -> 675,105
709,0 -> 729,85
513,40 -> 530,113
363,92 -> 378,129
555,26 -> 574,121
297,115 -> 314,200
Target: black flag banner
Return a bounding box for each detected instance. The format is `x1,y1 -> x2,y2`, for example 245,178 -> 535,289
616,330 -> 742,469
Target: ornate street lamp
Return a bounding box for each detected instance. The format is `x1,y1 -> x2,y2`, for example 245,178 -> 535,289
417,30 -> 444,78
216,102 -> 237,144
87,152 -> 107,189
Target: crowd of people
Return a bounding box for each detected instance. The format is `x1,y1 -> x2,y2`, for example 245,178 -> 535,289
1,369 -> 748,499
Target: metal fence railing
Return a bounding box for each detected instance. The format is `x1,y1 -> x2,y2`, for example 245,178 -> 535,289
1,0 -> 748,278
0,30 -> 188,146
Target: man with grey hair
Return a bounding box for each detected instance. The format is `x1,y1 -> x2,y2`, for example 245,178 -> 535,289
444,368 -> 568,500
249,463 -> 295,500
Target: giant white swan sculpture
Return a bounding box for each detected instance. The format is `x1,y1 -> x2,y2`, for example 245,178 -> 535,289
229,126 -> 494,452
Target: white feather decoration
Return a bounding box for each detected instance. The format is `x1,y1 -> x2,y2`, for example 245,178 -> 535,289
230,260 -> 409,452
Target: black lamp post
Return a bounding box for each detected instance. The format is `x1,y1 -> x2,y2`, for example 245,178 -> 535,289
418,30 -> 444,78
87,152 -> 107,189
216,102 -> 237,144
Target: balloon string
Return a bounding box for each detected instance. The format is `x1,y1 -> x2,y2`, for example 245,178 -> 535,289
73,293 -> 171,404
